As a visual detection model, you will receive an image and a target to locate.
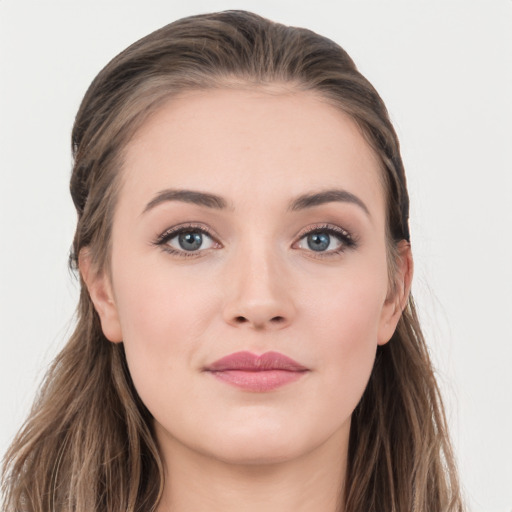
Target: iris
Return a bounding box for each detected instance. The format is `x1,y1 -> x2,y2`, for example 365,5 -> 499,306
307,233 -> 330,251
178,232 -> 203,251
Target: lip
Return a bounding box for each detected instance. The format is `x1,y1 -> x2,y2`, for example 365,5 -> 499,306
204,351 -> 309,392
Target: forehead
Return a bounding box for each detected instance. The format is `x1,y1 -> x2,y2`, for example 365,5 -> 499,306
120,87 -> 385,216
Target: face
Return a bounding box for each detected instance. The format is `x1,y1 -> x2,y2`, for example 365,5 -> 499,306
84,87 -> 407,466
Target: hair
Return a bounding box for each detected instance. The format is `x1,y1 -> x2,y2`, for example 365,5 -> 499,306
2,10 -> 464,512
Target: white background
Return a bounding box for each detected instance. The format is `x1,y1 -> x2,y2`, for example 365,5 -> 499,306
0,1 -> 511,510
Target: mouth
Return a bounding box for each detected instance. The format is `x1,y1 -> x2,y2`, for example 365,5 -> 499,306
203,351 -> 310,392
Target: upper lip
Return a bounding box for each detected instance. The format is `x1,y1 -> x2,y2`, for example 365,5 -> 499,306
205,351 -> 309,372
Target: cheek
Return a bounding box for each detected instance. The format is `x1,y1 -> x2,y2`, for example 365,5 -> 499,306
303,264 -> 388,402
305,256 -> 388,342
110,258 -> 219,395
113,251 -> 216,333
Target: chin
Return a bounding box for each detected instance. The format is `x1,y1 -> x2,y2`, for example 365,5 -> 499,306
206,439 -> 305,466
193,419 -> 329,467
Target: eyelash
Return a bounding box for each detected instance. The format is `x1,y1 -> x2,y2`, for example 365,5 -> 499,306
153,223 -> 219,258
294,224 -> 357,258
153,223 -> 357,259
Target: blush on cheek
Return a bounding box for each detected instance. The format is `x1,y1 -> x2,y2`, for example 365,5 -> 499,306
315,284 -> 383,383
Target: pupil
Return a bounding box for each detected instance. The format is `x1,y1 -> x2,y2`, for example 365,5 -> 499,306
307,233 -> 330,251
178,232 -> 202,251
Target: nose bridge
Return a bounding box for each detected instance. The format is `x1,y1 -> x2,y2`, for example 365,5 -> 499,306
223,233 -> 294,329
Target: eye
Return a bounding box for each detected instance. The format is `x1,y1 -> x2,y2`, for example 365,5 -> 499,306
154,225 -> 219,256
295,225 -> 355,255
169,230 -> 214,252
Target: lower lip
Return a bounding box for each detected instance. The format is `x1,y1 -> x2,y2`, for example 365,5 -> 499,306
208,370 -> 307,392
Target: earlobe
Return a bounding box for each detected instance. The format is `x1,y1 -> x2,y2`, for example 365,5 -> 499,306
377,241 -> 414,346
78,249 -> 123,343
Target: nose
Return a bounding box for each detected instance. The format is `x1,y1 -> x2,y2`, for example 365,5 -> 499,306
222,245 -> 296,331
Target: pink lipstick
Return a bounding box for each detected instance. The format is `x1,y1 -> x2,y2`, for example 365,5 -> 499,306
204,351 -> 309,392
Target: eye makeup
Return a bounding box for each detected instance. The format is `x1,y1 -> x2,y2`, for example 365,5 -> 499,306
152,223 -> 221,258
152,220 -> 358,260
293,223 -> 358,258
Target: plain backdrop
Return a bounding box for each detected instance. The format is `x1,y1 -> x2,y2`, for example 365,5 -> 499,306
1,1 -> 511,510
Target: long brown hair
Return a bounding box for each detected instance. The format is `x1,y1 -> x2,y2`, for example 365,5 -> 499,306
2,10 -> 464,511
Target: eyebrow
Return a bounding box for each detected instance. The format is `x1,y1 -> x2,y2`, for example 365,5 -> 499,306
142,189 -> 229,214
142,187 -> 370,217
289,189 -> 370,216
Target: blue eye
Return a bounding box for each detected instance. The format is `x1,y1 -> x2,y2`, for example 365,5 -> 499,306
296,226 -> 354,254
169,230 -> 215,252
306,232 -> 331,251
156,226 -> 217,255
176,231 -> 205,251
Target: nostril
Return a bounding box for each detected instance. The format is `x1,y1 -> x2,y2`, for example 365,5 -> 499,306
231,315 -> 286,326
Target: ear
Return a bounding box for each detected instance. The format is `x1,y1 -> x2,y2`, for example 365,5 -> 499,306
377,240 -> 413,346
79,248 -> 123,343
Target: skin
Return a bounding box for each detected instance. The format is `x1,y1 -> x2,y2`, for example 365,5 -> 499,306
81,87 -> 412,512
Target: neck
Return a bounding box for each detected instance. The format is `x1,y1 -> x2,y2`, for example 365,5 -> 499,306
155,431 -> 348,512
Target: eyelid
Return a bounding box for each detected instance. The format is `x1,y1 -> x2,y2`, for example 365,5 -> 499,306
153,223 -> 222,257
152,222 -> 356,258
292,223 -> 357,255
155,222 -> 216,243
295,223 -> 353,241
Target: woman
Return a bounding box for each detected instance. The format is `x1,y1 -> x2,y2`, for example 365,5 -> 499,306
1,10 -> 464,512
